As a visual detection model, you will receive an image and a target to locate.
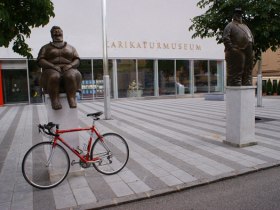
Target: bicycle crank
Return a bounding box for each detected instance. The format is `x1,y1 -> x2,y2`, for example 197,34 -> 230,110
79,159 -> 91,168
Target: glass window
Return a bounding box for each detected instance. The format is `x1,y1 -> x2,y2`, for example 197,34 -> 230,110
158,60 -> 175,95
80,59 -> 113,99
93,59 -> 113,98
93,60 -> 105,98
108,61 -> 113,98
210,60 -> 224,92
117,59 -> 136,98
176,60 -> 190,94
138,60 -> 154,97
28,60 -> 43,103
194,60 -> 208,93
80,59 -> 93,100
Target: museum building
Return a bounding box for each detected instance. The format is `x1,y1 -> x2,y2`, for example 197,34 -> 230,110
0,0 -> 225,105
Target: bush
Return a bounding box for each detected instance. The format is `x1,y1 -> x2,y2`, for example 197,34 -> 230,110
262,81 -> 267,95
277,80 -> 280,95
272,80 -> 278,94
266,79 -> 273,95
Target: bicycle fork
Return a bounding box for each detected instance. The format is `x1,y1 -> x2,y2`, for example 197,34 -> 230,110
46,145 -> 56,167
98,139 -> 113,164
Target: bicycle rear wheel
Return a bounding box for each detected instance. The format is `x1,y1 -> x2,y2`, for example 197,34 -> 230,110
91,133 -> 129,175
22,142 -> 70,189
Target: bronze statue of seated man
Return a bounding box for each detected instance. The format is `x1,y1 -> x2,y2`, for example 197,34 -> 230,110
37,26 -> 82,110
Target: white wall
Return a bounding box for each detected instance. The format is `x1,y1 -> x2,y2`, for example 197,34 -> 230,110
0,0 -> 224,60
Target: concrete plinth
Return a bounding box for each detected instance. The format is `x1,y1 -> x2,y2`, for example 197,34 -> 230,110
224,86 -> 257,147
204,93 -> 225,101
45,94 -> 83,175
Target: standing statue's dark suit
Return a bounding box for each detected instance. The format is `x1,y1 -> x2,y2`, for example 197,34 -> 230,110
223,9 -> 254,86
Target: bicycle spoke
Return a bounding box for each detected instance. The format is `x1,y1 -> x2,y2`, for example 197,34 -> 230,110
91,133 -> 129,175
22,142 -> 70,189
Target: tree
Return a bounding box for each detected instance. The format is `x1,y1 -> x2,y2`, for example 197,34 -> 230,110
272,80 -> 277,94
0,0 -> 55,58
266,78 -> 273,95
262,81 -> 267,95
189,0 -> 280,61
277,80 -> 280,95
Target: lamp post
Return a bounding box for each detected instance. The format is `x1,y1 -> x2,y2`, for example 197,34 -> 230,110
101,0 -> 111,119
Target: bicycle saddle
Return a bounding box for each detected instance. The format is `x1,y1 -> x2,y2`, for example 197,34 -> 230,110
87,111 -> 103,117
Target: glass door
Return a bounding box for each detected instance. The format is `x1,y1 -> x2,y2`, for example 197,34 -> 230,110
176,60 -> 191,94
2,69 -> 28,103
158,60 -> 175,95
194,60 -> 208,93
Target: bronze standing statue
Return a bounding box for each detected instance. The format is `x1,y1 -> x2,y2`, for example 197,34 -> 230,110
37,26 -> 82,110
223,8 -> 254,86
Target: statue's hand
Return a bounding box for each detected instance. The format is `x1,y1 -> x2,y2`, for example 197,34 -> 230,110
230,47 -> 238,52
53,65 -> 62,73
62,64 -> 72,72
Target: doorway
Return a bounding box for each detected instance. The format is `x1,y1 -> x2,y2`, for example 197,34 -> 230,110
2,69 -> 29,103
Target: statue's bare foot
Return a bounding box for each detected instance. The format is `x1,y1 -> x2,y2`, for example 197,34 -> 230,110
68,97 -> 77,108
52,99 -> 62,110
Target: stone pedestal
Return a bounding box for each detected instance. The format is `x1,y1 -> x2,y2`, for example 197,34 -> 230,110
45,94 -> 83,175
224,86 -> 257,147
204,93 -> 225,101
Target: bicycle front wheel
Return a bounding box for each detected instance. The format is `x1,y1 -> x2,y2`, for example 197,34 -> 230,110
91,133 -> 129,175
22,142 -> 70,189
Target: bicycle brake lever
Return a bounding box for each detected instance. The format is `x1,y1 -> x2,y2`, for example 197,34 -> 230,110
38,124 -> 43,133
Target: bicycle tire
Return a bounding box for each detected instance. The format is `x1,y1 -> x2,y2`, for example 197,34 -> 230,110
22,141 -> 70,189
90,133 -> 129,175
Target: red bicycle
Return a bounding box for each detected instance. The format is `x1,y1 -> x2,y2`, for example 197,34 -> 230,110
21,111 -> 129,189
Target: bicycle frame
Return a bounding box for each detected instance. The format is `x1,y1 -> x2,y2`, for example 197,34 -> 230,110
22,111 -> 129,190
51,125 -> 105,164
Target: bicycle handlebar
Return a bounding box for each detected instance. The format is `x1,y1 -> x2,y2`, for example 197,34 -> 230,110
38,122 -> 59,137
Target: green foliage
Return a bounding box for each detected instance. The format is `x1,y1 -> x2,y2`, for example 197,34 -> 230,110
0,0 -> 55,58
272,80 -> 278,94
189,0 -> 280,61
277,80 -> 280,95
266,78 -> 273,95
262,81 -> 266,94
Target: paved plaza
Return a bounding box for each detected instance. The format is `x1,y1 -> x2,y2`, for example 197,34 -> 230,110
0,97 -> 280,210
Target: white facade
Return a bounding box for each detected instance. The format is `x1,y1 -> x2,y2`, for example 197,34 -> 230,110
0,0 -> 225,105
0,0 -> 224,60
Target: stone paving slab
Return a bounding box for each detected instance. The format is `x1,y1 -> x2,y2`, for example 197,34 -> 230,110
0,97 -> 279,210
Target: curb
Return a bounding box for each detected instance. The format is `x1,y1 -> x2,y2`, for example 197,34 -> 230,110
74,161 -> 280,210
